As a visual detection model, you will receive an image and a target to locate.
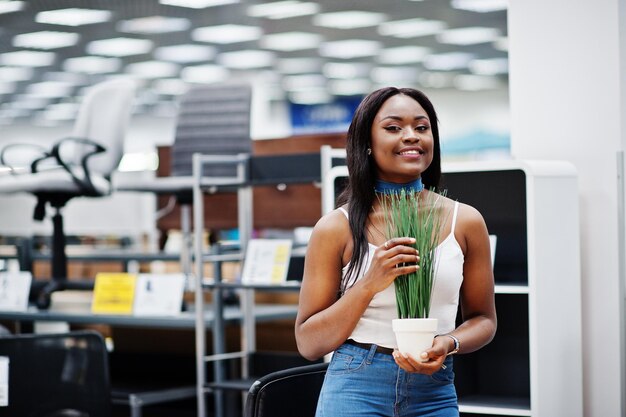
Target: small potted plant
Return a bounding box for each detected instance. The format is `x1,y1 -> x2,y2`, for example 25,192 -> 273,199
380,189 -> 446,361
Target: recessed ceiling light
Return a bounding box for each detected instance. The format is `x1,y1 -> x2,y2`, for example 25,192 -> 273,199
260,32 -> 322,51
329,79 -> 371,96
493,36 -> 508,51
424,52 -> 474,70
451,0 -> 508,13
42,71 -> 89,85
117,16 -> 191,34
371,67 -> 420,84
154,44 -> 216,63
35,8 -> 112,26
469,58 -> 508,75
126,61 -> 180,78
0,1 -> 24,15
419,71 -> 455,88
181,64 -> 230,84
282,74 -> 326,92
42,102 -> 80,121
454,74 -> 501,90
0,50 -> 55,67
313,11 -> 387,29
0,82 -> 16,95
437,27 -> 500,45
193,24 -> 263,44
320,40 -> 381,59
323,62 -> 371,79
153,78 -> 189,95
87,38 -> 153,57
378,18 -> 447,38
26,81 -> 75,98
63,56 -> 122,74
277,58 -> 323,74
12,95 -> 52,110
247,1 -> 319,20
160,0 -> 239,8
378,46 -> 431,65
218,50 -> 274,69
0,67 -> 33,82
288,90 -> 332,105
13,31 -> 80,50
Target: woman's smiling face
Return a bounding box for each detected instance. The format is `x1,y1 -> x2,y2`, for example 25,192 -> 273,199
370,93 -> 434,184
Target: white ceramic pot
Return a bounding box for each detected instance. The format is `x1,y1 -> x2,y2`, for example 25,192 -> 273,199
392,318 -> 438,362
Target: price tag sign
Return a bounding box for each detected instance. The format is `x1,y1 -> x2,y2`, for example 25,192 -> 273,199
133,274 -> 185,316
241,239 -> 292,285
91,273 -> 137,315
0,272 -> 32,312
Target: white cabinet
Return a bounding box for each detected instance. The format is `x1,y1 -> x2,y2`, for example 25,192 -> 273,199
442,160 -> 582,417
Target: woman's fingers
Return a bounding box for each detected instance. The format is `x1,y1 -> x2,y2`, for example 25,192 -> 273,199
382,237 -> 416,250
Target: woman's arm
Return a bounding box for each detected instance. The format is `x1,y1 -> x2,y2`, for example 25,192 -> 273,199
450,203 -> 497,353
295,209 -> 419,360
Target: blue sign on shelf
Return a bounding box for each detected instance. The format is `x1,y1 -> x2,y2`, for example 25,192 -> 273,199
290,97 -> 362,134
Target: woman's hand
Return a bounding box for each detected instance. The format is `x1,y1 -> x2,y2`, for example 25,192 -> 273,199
359,237 -> 420,294
392,335 -> 450,374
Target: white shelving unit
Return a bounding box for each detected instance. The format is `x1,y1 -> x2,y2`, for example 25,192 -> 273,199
323,150 -> 583,417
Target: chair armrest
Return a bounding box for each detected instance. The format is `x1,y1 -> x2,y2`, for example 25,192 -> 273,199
48,137 -> 107,195
0,143 -> 50,174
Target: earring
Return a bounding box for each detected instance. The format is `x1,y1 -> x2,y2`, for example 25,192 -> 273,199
366,148 -> 372,155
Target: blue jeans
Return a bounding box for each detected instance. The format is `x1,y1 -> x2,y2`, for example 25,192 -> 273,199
316,342 -> 458,417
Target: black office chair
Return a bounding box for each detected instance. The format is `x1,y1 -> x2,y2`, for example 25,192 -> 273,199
244,362 -> 328,417
0,330 -> 111,417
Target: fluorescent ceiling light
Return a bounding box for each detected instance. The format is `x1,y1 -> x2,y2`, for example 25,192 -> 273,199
42,71 -> 89,85
154,44 -> 216,63
87,38 -> 153,57
0,82 -> 16,95
0,50 -> 55,67
323,62 -> 370,79
42,102 -> 80,121
469,58 -> 508,75
247,1 -> 319,19
153,78 -> 189,95
371,67 -> 420,84
424,52 -> 474,70
493,36 -> 508,51
126,61 -> 180,78
378,46 -> 431,65
313,11 -> 387,29
193,24 -> 262,44
181,64 -> 230,83
378,18 -> 446,38
26,81 -> 75,98
218,50 -> 274,69
277,58 -> 323,74
288,90 -> 332,105
419,71 -> 454,88
454,74 -> 501,90
117,16 -> 191,34
12,95 -> 51,110
329,79 -> 371,96
63,56 -> 122,73
0,1 -> 24,14
451,0 -> 508,13
438,27 -> 500,45
320,40 -> 381,59
0,67 -> 33,82
160,0 -> 239,8
260,32 -> 322,51
13,31 -> 79,50
282,74 -> 326,91
35,8 -> 112,26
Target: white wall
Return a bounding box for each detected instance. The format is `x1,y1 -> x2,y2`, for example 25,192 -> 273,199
508,0 -> 624,415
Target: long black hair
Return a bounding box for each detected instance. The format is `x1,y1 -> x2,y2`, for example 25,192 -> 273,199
337,87 -> 441,292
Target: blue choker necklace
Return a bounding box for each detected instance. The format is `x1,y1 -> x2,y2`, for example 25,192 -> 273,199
374,178 -> 424,195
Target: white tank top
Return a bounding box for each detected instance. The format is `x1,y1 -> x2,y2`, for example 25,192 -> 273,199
339,202 -> 464,349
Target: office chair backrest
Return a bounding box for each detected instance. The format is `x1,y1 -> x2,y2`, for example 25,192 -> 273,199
171,83 -> 252,178
244,362 -> 328,417
0,330 -> 111,417
68,78 -> 136,176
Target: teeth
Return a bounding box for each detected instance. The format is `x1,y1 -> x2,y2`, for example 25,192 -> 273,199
400,150 -> 420,155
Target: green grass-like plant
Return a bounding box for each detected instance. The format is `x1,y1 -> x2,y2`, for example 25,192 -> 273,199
380,189 -> 447,319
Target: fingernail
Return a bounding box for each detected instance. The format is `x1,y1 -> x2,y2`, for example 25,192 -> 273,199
409,238 -> 416,243
420,352 -> 428,358
402,353 -> 409,359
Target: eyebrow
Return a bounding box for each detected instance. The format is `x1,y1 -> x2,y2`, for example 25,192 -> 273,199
379,115 -> 429,122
